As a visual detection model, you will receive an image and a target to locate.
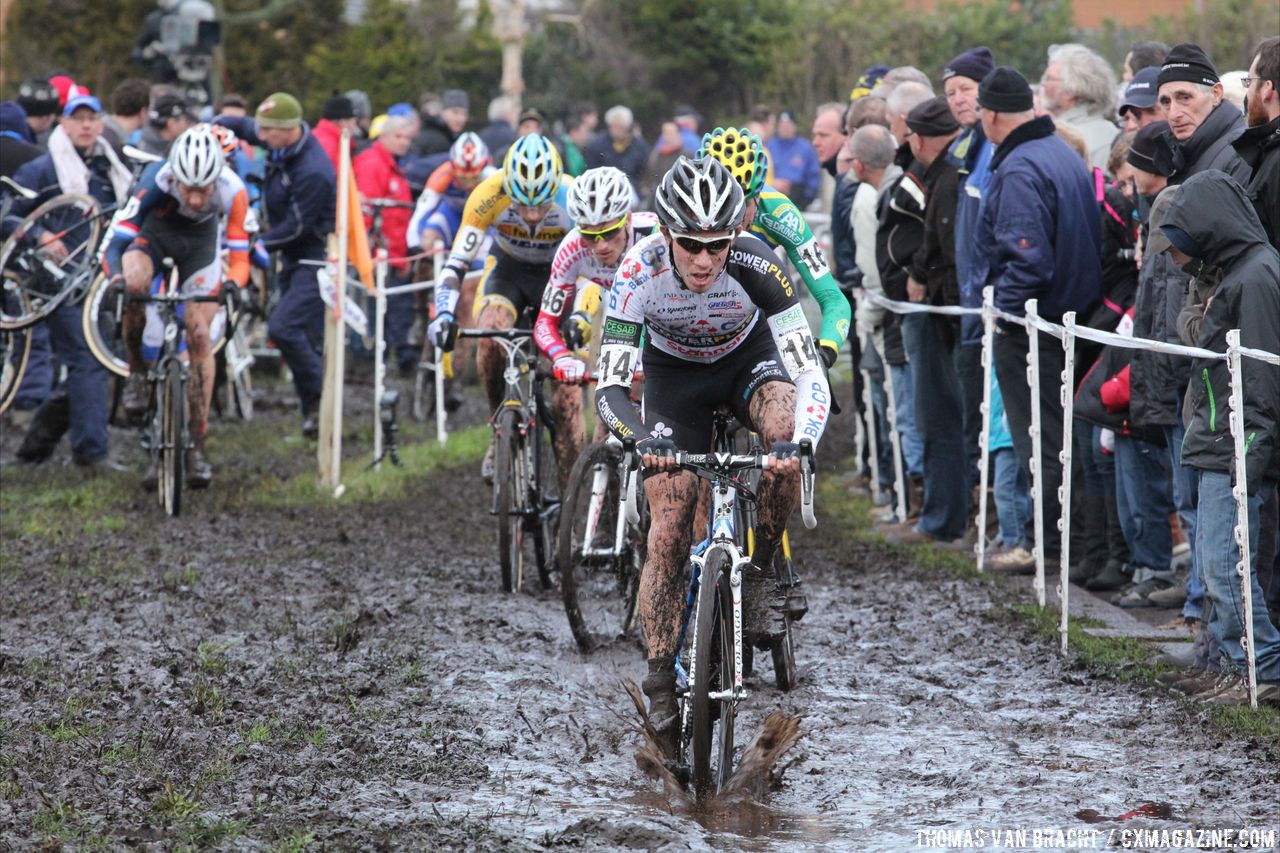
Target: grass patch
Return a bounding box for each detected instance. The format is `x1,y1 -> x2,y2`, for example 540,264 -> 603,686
0,466 -> 132,539
273,829 -> 316,853
823,456 -> 1280,740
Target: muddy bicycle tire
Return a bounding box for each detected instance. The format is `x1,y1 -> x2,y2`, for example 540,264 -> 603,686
558,441 -> 642,652
0,273 -> 32,415
494,408 -> 526,593
0,194 -> 101,331
159,360 -> 186,517
531,418 -> 559,591
690,550 -> 736,799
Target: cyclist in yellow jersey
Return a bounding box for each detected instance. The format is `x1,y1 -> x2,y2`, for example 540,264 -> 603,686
429,133 -> 574,480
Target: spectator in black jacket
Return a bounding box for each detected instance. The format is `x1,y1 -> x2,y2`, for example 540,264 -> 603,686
413,89 -> 467,159
584,105 -> 649,195
1233,36 -> 1279,250
1153,43 -> 1251,186
0,102 -> 42,177
1160,170 -> 1280,705
885,97 -> 967,545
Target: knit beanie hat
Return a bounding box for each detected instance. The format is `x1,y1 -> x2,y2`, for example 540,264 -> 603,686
345,90 -> 372,120
942,47 -> 995,84
906,96 -> 961,136
1126,120 -> 1171,175
977,67 -> 1034,113
16,79 -> 59,118
0,101 -> 34,142
849,65 -> 890,101
256,92 -> 303,129
1157,43 -> 1219,89
321,93 -> 355,121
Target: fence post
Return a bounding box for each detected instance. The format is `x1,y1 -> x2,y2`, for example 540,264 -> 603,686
976,286 -> 995,572
1025,299 -> 1046,608
1225,329 -> 1257,708
1057,311 -> 1077,655
373,247 -> 388,469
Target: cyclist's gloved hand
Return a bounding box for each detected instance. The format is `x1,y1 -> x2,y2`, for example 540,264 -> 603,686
552,354 -> 587,384
770,441 -> 802,460
637,436 -> 677,469
564,311 -> 592,350
428,311 -> 458,352
768,440 -> 804,477
818,343 -> 838,370
222,281 -> 242,313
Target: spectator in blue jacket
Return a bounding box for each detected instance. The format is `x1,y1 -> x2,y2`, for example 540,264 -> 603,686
216,92 -> 336,438
766,109 -> 821,210
978,66 -> 1103,572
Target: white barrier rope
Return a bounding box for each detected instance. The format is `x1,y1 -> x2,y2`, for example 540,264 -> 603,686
854,287 -> 1277,708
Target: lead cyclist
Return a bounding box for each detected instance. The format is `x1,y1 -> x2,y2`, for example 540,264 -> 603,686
593,157 -> 830,757
533,166 -> 656,490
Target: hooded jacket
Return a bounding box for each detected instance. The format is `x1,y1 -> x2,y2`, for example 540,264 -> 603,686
980,115 -> 1102,320
1130,187 -> 1193,428
949,123 -> 994,346
1168,171 -> 1279,492
1231,115 -> 1280,251
1154,101 -> 1250,187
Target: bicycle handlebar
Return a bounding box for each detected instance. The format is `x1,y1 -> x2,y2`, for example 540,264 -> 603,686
0,176 -> 37,200
457,327 -> 533,341
362,198 -> 416,211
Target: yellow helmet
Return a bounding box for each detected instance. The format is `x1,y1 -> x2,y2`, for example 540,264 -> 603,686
697,126 -> 767,200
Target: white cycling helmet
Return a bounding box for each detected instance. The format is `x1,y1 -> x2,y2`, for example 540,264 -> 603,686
449,132 -> 491,178
170,126 -> 224,187
654,156 -> 744,234
567,166 -> 632,227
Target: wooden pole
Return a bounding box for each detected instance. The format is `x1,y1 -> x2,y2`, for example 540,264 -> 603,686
318,129 -> 351,495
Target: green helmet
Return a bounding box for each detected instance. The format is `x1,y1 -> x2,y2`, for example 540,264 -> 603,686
697,126 -> 767,200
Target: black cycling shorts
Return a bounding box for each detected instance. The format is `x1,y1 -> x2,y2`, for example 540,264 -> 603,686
475,250 -> 553,329
125,211 -> 221,294
639,319 -> 791,453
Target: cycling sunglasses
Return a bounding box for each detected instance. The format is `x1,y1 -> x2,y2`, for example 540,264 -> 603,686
579,217 -> 627,242
673,234 -> 734,255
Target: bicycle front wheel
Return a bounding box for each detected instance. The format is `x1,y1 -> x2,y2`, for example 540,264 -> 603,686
494,408 -> 527,593
558,441 -> 641,652
159,361 -> 186,517
0,194 -> 101,330
690,549 -> 736,799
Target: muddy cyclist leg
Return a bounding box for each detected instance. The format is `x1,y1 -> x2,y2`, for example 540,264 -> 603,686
184,301 -> 218,452
475,302 -> 515,411
120,248 -> 155,373
748,380 -> 799,571
550,381 -> 585,492
639,469 -> 699,661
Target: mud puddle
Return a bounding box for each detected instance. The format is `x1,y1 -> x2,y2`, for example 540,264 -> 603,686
1,387 -> 1278,850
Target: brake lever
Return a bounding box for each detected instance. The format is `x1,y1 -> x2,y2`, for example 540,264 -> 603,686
799,439 -> 817,529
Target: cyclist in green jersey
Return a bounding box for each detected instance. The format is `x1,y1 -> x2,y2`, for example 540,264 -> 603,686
698,127 -> 851,368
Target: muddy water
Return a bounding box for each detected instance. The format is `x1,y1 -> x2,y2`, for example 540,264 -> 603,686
1,396 -> 1277,850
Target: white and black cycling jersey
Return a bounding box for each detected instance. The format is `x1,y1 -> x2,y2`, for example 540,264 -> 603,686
594,232 -> 831,450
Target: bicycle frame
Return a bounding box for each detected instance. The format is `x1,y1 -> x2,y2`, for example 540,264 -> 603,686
579,434 -> 640,562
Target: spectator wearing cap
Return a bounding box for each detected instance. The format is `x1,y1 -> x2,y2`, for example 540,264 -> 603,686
765,109 -> 821,210
1153,42 -> 1251,186
16,79 -> 60,145
884,97 -> 968,545
414,89 -> 469,159
313,92 -> 358,174
1160,170 -> 1280,706
517,108 -> 544,137
346,90 -> 373,136
479,95 -> 517,163
0,102 -> 42,176
585,105 -> 649,195
4,94 -> 132,468
354,114 -> 417,373
139,92 -> 195,157
1124,41 -> 1170,83
1125,120 -> 1203,612
978,66 -> 1103,572
101,78 -> 152,158
215,92 -> 336,438
673,105 -> 701,154
1040,44 -> 1120,171
943,46 -> 997,483
1118,67 -> 1163,132
1233,36 -> 1279,250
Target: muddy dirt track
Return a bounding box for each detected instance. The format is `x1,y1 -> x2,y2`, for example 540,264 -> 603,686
1,381 -> 1278,851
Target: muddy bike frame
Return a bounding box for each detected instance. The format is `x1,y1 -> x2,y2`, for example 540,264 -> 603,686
619,419 -> 815,794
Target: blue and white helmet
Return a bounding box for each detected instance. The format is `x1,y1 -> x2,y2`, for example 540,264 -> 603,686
501,133 -> 562,206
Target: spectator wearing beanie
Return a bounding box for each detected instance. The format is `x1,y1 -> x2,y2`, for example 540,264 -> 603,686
1125,121 -> 1205,615
883,97 -> 969,546
414,89 -> 468,159
314,92 -> 358,174
1040,44 -> 1120,171
16,78 -> 60,144
943,45 -> 997,484
1152,42 -> 1251,186
1160,170 -> 1280,706
978,66 -> 1102,572
215,93 -> 337,438
1233,36 -> 1280,250
0,102 -> 42,176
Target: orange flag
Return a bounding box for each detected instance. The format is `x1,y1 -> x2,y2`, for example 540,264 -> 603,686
342,169 -> 375,292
